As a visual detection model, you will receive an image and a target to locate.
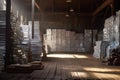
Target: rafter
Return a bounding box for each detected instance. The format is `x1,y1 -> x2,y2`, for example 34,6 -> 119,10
93,0 -> 113,15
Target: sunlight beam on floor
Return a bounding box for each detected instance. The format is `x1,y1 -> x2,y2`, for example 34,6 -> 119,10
47,54 -> 88,59
84,67 -> 120,72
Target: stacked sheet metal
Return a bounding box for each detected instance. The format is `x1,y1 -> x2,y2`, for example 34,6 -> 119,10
46,29 -> 92,52
29,21 -> 42,61
0,10 -> 6,70
84,30 -> 92,52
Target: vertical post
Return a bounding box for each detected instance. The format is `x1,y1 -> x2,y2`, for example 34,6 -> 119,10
5,0 -> 13,68
111,0 -> 115,15
28,25 -> 32,62
32,0 -> 35,38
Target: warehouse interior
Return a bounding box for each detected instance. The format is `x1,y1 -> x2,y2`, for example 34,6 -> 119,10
0,0 -> 120,80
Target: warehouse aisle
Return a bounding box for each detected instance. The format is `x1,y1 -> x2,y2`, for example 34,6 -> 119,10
31,53 -> 120,80
0,53 -> 120,80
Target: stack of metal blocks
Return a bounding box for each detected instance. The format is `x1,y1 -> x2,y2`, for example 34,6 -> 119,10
46,29 -> 93,52
29,21 -> 42,61
115,10 -> 120,43
11,12 -> 23,44
0,10 -> 6,71
103,16 -> 115,41
84,30 -> 92,52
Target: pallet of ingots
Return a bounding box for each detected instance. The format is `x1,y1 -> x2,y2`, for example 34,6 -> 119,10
104,16 -> 115,41
61,29 -> 66,52
0,49 -> 5,71
51,29 -> 57,52
75,33 -> 80,52
93,41 -> 102,59
0,10 -> 6,21
84,29 -> 92,52
79,33 -> 84,52
70,31 -> 76,52
11,13 -> 23,44
59,29 -> 63,52
0,21 -> 6,26
74,33 -> 82,52
0,11 -> 6,67
107,48 -> 120,66
55,29 -> 61,52
29,21 -> 42,60
65,31 -> 71,52
0,27 -> 5,35
46,29 -> 52,52
115,10 -> 120,42
0,36 -> 5,41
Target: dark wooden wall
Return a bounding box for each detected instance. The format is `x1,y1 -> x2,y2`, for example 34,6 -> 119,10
40,13 -> 92,34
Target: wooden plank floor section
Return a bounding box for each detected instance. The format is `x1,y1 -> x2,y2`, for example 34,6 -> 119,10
0,53 -> 120,80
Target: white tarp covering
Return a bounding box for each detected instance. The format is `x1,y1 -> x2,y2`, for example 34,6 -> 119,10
93,41 -> 102,59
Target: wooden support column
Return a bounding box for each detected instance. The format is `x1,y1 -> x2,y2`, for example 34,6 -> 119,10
27,0 -> 35,62
32,0 -> 35,38
5,0 -> 13,68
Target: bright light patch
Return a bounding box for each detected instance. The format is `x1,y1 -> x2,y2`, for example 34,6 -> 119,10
84,67 -> 120,72
73,55 -> 88,58
92,72 -> 120,79
47,54 -> 74,58
47,54 -> 88,59
71,72 -> 89,78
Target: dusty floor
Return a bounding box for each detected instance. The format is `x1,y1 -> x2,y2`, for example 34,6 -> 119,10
0,53 -> 120,80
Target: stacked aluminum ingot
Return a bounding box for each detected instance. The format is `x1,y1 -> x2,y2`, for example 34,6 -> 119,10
84,29 -> 92,52
11,12 -> 23,44
29,21 -> 42,61
69,31 -> 76,52
78,33 -> 84,52
75,34 -> 80,52
93,41 -> 102,59
103,16 -> 115,41
65,31 -> 71,52
0,10 -> 6,70
46,29 -> 52,52
115,10 -> 120,43
51,29 -> 56,52
11,12 -> 28,63
61,29 -> 66,52
46,29 -> 94,52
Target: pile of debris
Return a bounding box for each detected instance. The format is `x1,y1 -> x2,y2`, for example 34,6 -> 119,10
107,48 -> 120,66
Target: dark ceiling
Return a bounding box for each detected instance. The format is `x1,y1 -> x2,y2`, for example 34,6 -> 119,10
37,0 -> 98,13
23,0 -> 105,13
13,0 -> 120,17
15,0 -> 120,17
12,0 -> 120,33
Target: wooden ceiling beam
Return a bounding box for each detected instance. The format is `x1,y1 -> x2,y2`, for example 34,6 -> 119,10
93,0 -> 113,15
35,12 -> 92,16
